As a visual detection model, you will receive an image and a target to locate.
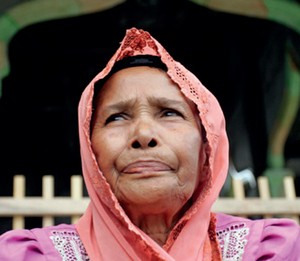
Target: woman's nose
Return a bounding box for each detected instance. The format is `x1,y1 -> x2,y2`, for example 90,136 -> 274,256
130,119 -> 158,149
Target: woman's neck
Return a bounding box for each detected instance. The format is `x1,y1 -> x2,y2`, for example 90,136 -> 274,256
124,201 -> 191,246
131,213 -> 178,246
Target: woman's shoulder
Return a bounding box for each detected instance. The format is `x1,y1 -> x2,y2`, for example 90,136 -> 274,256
215,212 -> 300,261
0,224 -> 88,261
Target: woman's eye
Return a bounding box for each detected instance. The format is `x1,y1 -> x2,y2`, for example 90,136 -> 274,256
162,109 -> 183,118
105,113 -> 126,125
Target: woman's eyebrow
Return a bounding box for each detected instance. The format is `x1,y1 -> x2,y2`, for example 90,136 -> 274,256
148,97 -> 190,110
101,99 -> 137,114
100,97 -> 191,114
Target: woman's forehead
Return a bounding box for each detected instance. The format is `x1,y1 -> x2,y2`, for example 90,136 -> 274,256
95,66 -> 198,112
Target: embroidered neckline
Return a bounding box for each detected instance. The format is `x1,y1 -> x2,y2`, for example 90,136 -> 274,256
50,230 -> 90,261
216,223 -> 249,261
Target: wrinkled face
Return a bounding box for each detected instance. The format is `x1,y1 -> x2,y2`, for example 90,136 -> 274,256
91,66 -> 204,212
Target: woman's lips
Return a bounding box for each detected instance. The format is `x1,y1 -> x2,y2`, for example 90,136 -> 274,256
122,161 -> 172,174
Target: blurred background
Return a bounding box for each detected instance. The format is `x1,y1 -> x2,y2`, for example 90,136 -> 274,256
0,0 -> 300,233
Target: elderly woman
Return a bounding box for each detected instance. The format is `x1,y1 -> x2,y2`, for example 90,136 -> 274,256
0,28 -> 300,260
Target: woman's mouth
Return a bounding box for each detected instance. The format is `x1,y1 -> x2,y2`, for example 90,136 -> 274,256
122,161 -> 172,174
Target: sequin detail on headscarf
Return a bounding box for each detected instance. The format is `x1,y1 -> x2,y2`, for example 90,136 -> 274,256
118,28 -> 158,60
209,213 -> 222,259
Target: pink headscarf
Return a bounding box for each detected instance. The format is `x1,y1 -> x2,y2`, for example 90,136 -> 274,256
75,28 -> 229,260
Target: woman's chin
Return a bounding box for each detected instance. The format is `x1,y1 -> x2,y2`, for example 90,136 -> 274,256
117,186 -> 191,215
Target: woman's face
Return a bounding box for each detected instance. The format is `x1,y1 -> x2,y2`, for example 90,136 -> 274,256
91,66 -> 204,213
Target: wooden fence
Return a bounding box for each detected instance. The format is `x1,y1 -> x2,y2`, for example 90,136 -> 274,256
0,175 -> 299,231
